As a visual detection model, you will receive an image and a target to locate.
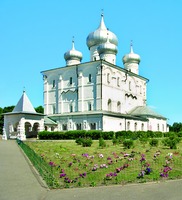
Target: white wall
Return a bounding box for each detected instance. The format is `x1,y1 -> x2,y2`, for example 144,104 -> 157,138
148,117 -> 167,132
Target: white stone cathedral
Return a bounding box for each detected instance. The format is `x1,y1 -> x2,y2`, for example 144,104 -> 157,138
42,14 -> 168,133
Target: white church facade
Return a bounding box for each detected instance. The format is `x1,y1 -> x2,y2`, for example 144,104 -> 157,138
41,14 -> 168,133
3,14 -> 168,140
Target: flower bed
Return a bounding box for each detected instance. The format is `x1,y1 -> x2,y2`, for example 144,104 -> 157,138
25,139 -> 182,188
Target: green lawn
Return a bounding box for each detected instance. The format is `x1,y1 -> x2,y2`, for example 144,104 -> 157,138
25,139 -> 182,188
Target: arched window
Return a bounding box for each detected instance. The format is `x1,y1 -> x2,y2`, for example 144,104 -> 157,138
52,104 -> 56,114
129,81 -> 131,91
117,101 -> 121,112
107,73 -> 110,83
108,99 -> 112,111
127,121 -> 130,131
157,124 -> 160,131
120,123 -> 122,130
117,77 -> 120,87
162,124 -> 164,132
141,123 -> 144,131
134,122 -> 137,132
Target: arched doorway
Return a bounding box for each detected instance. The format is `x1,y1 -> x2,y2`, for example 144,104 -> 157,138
32,122 -> 40,138
25,122 -> 32,138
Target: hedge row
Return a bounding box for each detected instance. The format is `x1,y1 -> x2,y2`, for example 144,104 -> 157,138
38,130 -> 114,140
38,130 -> 182,140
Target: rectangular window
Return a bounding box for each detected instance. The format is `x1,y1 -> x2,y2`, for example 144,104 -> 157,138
70,77 -> 72,85
90,123 -> 96,130
62,124 -> 67,131
76,124 -> 82,130
70,104 -> 73,112
89,74 -> 92,83
52,80 -> 56,88
88,102 -> 92,111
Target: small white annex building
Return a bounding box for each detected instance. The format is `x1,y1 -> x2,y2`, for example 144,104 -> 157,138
3,91 -> 45,140
41,14 -> 168,133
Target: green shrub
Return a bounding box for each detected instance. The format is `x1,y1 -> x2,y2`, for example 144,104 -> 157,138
115,131 -> 134,139
38,131 -> 64,140
154,131 -> 163,138
112,136 -> 122,145
101,131 -> 114,140
177,132 -> 182,137
112,137 -> 119,145
123,139 -> 134,149
81,138 -> 93,147
139,136 -> 148,147
149,138 -> 159,147
65,130 -> 86,139
75,138 -> 83,145
99,138 -> 106,148
86,130 -> 102,140
163,131 -> 177,138
162,134 -> 180,149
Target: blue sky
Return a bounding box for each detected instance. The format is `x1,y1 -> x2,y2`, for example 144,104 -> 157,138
0,0 -> 182,125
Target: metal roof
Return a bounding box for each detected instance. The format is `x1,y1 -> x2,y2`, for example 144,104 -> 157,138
12,91 -> 36,114
128,106 -> 167,120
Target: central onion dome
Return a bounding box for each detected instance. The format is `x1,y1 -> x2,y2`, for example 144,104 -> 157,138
86,13 -> 118,50
97,33 -> 118,55
122,42 -> 140,64
64,38 -> 83,66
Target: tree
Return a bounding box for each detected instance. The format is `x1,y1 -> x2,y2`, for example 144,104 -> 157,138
0,107 -> 3,134
169,123 -> 182,132
0,106 -> 15,134
35,106 -> 44,114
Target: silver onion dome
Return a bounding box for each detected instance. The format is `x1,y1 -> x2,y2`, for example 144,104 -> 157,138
122,42 -> 140,64
86,14 -> 118,49
64,39 -> 83,61
97,34 -> 118,55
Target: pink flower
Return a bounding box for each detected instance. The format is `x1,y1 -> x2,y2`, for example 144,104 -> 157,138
99,154 -> 104,158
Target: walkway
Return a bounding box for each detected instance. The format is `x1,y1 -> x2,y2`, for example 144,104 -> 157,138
0,140 -> 182,200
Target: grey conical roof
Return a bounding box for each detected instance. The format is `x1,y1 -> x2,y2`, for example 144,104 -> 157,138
129,106 -> 166,120
12,91 -> 36,113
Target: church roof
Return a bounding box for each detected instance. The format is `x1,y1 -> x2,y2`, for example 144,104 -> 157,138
44,116 -> 57,125
64,38 -> 82,62
128,106 -> 167,120
86,13 -> 118,49
12,91 -> 36,114
123,42 -> 140,64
